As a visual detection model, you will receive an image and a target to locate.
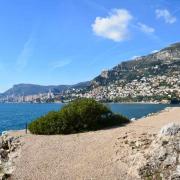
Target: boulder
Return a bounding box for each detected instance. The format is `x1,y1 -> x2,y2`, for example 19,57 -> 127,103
0,149 -> 9,161
0,133 -> 21,179
138,123 -> 180,179
160,123 -> 180,136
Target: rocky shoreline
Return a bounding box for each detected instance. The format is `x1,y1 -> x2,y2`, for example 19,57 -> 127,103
138,123 -> 180,179
113,122 -> 180,179
1,107 -> 180,180
0,132 -> 21,179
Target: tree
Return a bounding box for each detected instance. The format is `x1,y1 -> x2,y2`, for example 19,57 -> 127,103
28,98 -> 129,135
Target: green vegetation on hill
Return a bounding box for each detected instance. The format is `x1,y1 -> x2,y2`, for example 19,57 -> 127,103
1,81 -> 90,97
28,98 -> 129,135
92,43 -> 180,87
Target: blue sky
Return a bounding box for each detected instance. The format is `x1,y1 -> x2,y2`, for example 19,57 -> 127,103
0,0 -> 180,92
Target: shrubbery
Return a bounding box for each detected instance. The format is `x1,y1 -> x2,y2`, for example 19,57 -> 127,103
28,98 -> 129,135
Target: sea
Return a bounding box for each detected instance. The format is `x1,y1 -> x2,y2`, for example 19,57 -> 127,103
0,103 -> 179,133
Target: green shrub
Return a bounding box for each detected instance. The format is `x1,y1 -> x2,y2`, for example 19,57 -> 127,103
28,98 -> 129,135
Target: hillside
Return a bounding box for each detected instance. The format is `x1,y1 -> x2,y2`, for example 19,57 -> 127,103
1,42 -> 180,103
1,82 -> 90,97
73,42 -> 180,102
92,42 -> 180,86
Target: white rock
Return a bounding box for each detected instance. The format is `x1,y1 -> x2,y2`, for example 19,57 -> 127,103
163,154 -> 177,167
160,123 -> 180,136
1,131 -> 8,136
176,165 -> 180,174
131,118 -> 136,121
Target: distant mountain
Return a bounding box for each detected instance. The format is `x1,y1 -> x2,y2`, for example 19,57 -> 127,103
1,42 -> 180,101
1,81 -> 90,97
91,42 -> 180,87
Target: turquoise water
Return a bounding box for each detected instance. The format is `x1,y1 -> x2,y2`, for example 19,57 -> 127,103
0,103 -> 179,133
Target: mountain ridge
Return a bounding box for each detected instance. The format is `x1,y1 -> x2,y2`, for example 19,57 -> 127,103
1,81 -> 90,97
1,42 -> 180,101
91,42 -> 180,87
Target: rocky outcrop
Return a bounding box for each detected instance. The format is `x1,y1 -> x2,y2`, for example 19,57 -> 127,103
0,132 -> 21,179
113,123 -> 180,179
113,131 -> 156,179
138,123 -> 180,180
92,42 -> 180,87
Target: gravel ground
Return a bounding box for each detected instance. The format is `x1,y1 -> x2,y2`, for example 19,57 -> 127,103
9,107 -> 180,180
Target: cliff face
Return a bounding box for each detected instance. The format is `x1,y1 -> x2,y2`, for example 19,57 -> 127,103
92,42 -> 180,87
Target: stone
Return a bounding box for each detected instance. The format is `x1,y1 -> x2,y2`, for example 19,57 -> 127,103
163,154 -> 177,168
177,165 -> 180,171
1,131 -> 8,136
175,142 -> 180,152
1,173 -> 11,180
1,141 -> 8,150
162,140 -> 169,146
160,123 -> 180,136
142,133 -> 147,136
0,133 -> 21,179
171,173 -> 180,180
0,149 -> 8,160
135,141 -> 140,148
138,123 -> 180,179
122,135 -> 128,139
129,141 -> 135,146
158,150 -> 167,161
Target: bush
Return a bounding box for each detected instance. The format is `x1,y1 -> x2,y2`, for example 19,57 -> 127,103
28,98 -> 129,135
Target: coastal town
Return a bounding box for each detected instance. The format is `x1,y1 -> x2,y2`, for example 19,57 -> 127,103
64,73 -> 180,103
1,1 -> 180,179
1,42 -> 180,104
0,89 -> 56,103
1,72 -> 179,104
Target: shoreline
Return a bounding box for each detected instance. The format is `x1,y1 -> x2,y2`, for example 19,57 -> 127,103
138,106 -> 174,119
1,105 -> 177,135
1,105 -> 175,134
1,101 -> 179,104
3,107 -> 180,180
1,103 -> 178,135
